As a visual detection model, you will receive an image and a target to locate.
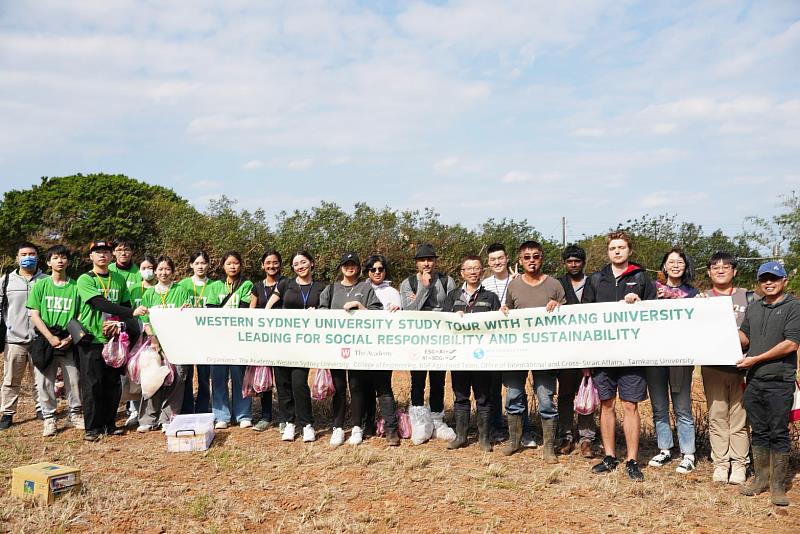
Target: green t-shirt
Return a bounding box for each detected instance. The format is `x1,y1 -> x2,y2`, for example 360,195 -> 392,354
26,277 -> 79,330
76,270 -> 131,344
109,262 -> 142,290
140,283 -> 191,336
177,277 -> 220,307
128,281 -> 155,308
213,279 -> 253,309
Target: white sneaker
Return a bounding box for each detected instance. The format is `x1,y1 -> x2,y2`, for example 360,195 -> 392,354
648,450 -> 672,467
330,427 -> 345,447
137,424 -> 153,433
348,426 -> 363,445
42,418 -> 57,437
68,413 -> 85,430
521,433 -> 539,449
239,419 -> 252,429
712,465 -> 729,483
125,410 -> 139,427
729,464 -> 747,485
302,424 -> 316,442
676,455 -> 695,474
214,421 -> 229,430
281,423 -> 296,441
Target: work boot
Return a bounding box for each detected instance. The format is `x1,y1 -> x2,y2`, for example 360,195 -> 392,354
541,418 -> 559,464
448,411 -> 469,450
502,414 -> 523,456
379,396 -> 401,446
740,446 -> 770,496
770,451 -> 790,506
557,438 -> 575,455
477,411 -> 492,453
385,429 -> 400,446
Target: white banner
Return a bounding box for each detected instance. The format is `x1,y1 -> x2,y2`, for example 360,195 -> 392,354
149,297 -> 742,370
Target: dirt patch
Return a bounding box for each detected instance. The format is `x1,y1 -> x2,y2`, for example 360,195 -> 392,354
0,369 -> 798,533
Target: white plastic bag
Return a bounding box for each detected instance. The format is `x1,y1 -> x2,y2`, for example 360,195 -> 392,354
139,346 -> 169,399
408,405 -> 433,445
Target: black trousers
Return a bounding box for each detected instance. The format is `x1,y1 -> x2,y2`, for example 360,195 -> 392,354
260,390 -> 273,422
274,366 -> 312,426
331,369 -> 348,428
743,378 -> 794,453
489,371 -> 504,429
410,370 -> 446,412
181,364 -> 212,414
451,371 -> 491,414
77,341 -> 123,432
350,370 -> 396,431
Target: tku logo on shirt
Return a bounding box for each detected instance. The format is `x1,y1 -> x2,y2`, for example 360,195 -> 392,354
44,296 -> 73,313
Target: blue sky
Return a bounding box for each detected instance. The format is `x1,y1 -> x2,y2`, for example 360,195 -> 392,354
1,0 -> 798,242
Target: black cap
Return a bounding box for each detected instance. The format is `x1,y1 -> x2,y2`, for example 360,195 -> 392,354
414,243 -> 438,259
338,252 -> 360,268
89,240 -> 113,252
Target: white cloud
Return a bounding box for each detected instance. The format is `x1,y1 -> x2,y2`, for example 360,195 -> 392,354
242,160 -> 263,170
287,158 -> 314,171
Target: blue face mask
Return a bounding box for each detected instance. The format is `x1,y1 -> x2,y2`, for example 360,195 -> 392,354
19,256 -> 38,270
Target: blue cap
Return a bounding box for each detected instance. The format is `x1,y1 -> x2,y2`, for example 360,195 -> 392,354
756,261 -> 787,279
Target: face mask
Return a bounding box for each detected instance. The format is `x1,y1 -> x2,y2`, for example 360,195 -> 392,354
19,256 -> 38,270
140,268 -> 155,281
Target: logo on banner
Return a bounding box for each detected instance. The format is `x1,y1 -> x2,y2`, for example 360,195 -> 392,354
473,348 -> 485,360
341,348 -> 351,359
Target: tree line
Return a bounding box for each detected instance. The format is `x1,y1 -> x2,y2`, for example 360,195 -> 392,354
1,174 -> 792,289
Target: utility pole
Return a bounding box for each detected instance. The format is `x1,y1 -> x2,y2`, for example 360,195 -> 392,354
561,216 -> 566,247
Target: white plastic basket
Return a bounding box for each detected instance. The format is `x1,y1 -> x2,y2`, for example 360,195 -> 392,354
165,413 -> 215,452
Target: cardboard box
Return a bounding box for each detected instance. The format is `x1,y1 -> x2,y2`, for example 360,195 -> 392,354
11,463 -> 81,504
165,413 -> 215,452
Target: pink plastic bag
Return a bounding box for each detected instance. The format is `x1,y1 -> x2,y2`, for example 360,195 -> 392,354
791,379 -> 800,423
102,331 -> 129,368
126,337 -> 151,384
575,374 -> 600,415
376,409 -> 412,439
242,366 -> 257,398
163,358 -> 177,387
252,366 -> 273,394
310,369 -> 335,400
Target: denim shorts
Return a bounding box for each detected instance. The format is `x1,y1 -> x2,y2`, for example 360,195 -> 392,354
592,367 -> 647,402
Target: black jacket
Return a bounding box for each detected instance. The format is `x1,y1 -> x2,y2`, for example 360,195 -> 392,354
740,294 -> 800,382
443,286 -> 501,314
581,263 -> 656,304
557,274 -> 584,305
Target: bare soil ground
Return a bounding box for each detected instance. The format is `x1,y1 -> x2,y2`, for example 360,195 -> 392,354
0,368 -> 798,534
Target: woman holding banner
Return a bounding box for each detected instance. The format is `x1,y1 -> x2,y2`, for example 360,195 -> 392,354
646,247 -> 698,474
319,252 -> 383,447
250,250 -> 285,432
177,251 -> 215,415
210,251 -> 253,429
266,251 -> 326,443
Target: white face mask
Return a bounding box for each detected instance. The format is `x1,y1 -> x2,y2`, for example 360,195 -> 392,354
140,268 -> 155,281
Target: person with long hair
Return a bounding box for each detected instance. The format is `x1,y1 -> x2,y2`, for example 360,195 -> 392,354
319,252 -> 383,447
137,255 -> 191,432
177,251 -> 215,414
646,247 -> 698,474
250,249 -> 285,432
266,250 -> 325,443
210,251 -> 254,429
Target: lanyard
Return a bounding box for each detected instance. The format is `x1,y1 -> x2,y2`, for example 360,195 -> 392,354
712,287 -> 734,297
461,286 -> 479,312
299,281 -> 314,308
94,271 -> 110,299
159,283 -> 172,306
193,278 -> 207,306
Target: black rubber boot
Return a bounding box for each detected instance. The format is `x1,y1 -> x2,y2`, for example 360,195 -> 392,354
740,446 -> 770,496
502,414 -> 523,456
379,395 -> 400,446
770,451 -> 790,506
541,418 -> 559,464
477,411 -> 492,452
448,410 -> 469,450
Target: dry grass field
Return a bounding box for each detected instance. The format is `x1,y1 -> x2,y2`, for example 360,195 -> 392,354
0,368 -> 798,533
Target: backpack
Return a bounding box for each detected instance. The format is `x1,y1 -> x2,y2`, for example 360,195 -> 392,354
407,271 -> 449,294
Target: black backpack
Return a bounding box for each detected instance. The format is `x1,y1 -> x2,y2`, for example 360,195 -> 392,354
407,271 -> 449,294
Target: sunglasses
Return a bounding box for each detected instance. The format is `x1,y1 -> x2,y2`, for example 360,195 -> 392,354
521,254 -> 542,261
368,267 -> 385,273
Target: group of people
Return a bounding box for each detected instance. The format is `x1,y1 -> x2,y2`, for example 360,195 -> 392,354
0,231 -> 797,506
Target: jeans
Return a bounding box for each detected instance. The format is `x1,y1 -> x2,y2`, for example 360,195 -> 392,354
503,370 -> 558,420
410,370 -> 446,412
744,378 -> 794,453
181,365 -> 211,414
645,366 -> 695,454
211,365 -> 252,424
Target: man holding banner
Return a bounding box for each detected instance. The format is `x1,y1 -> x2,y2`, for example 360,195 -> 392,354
583,231 -> 656,481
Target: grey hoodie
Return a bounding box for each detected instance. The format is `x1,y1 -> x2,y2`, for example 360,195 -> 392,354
0,269 -> 49,344
740,293 -> 800,382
